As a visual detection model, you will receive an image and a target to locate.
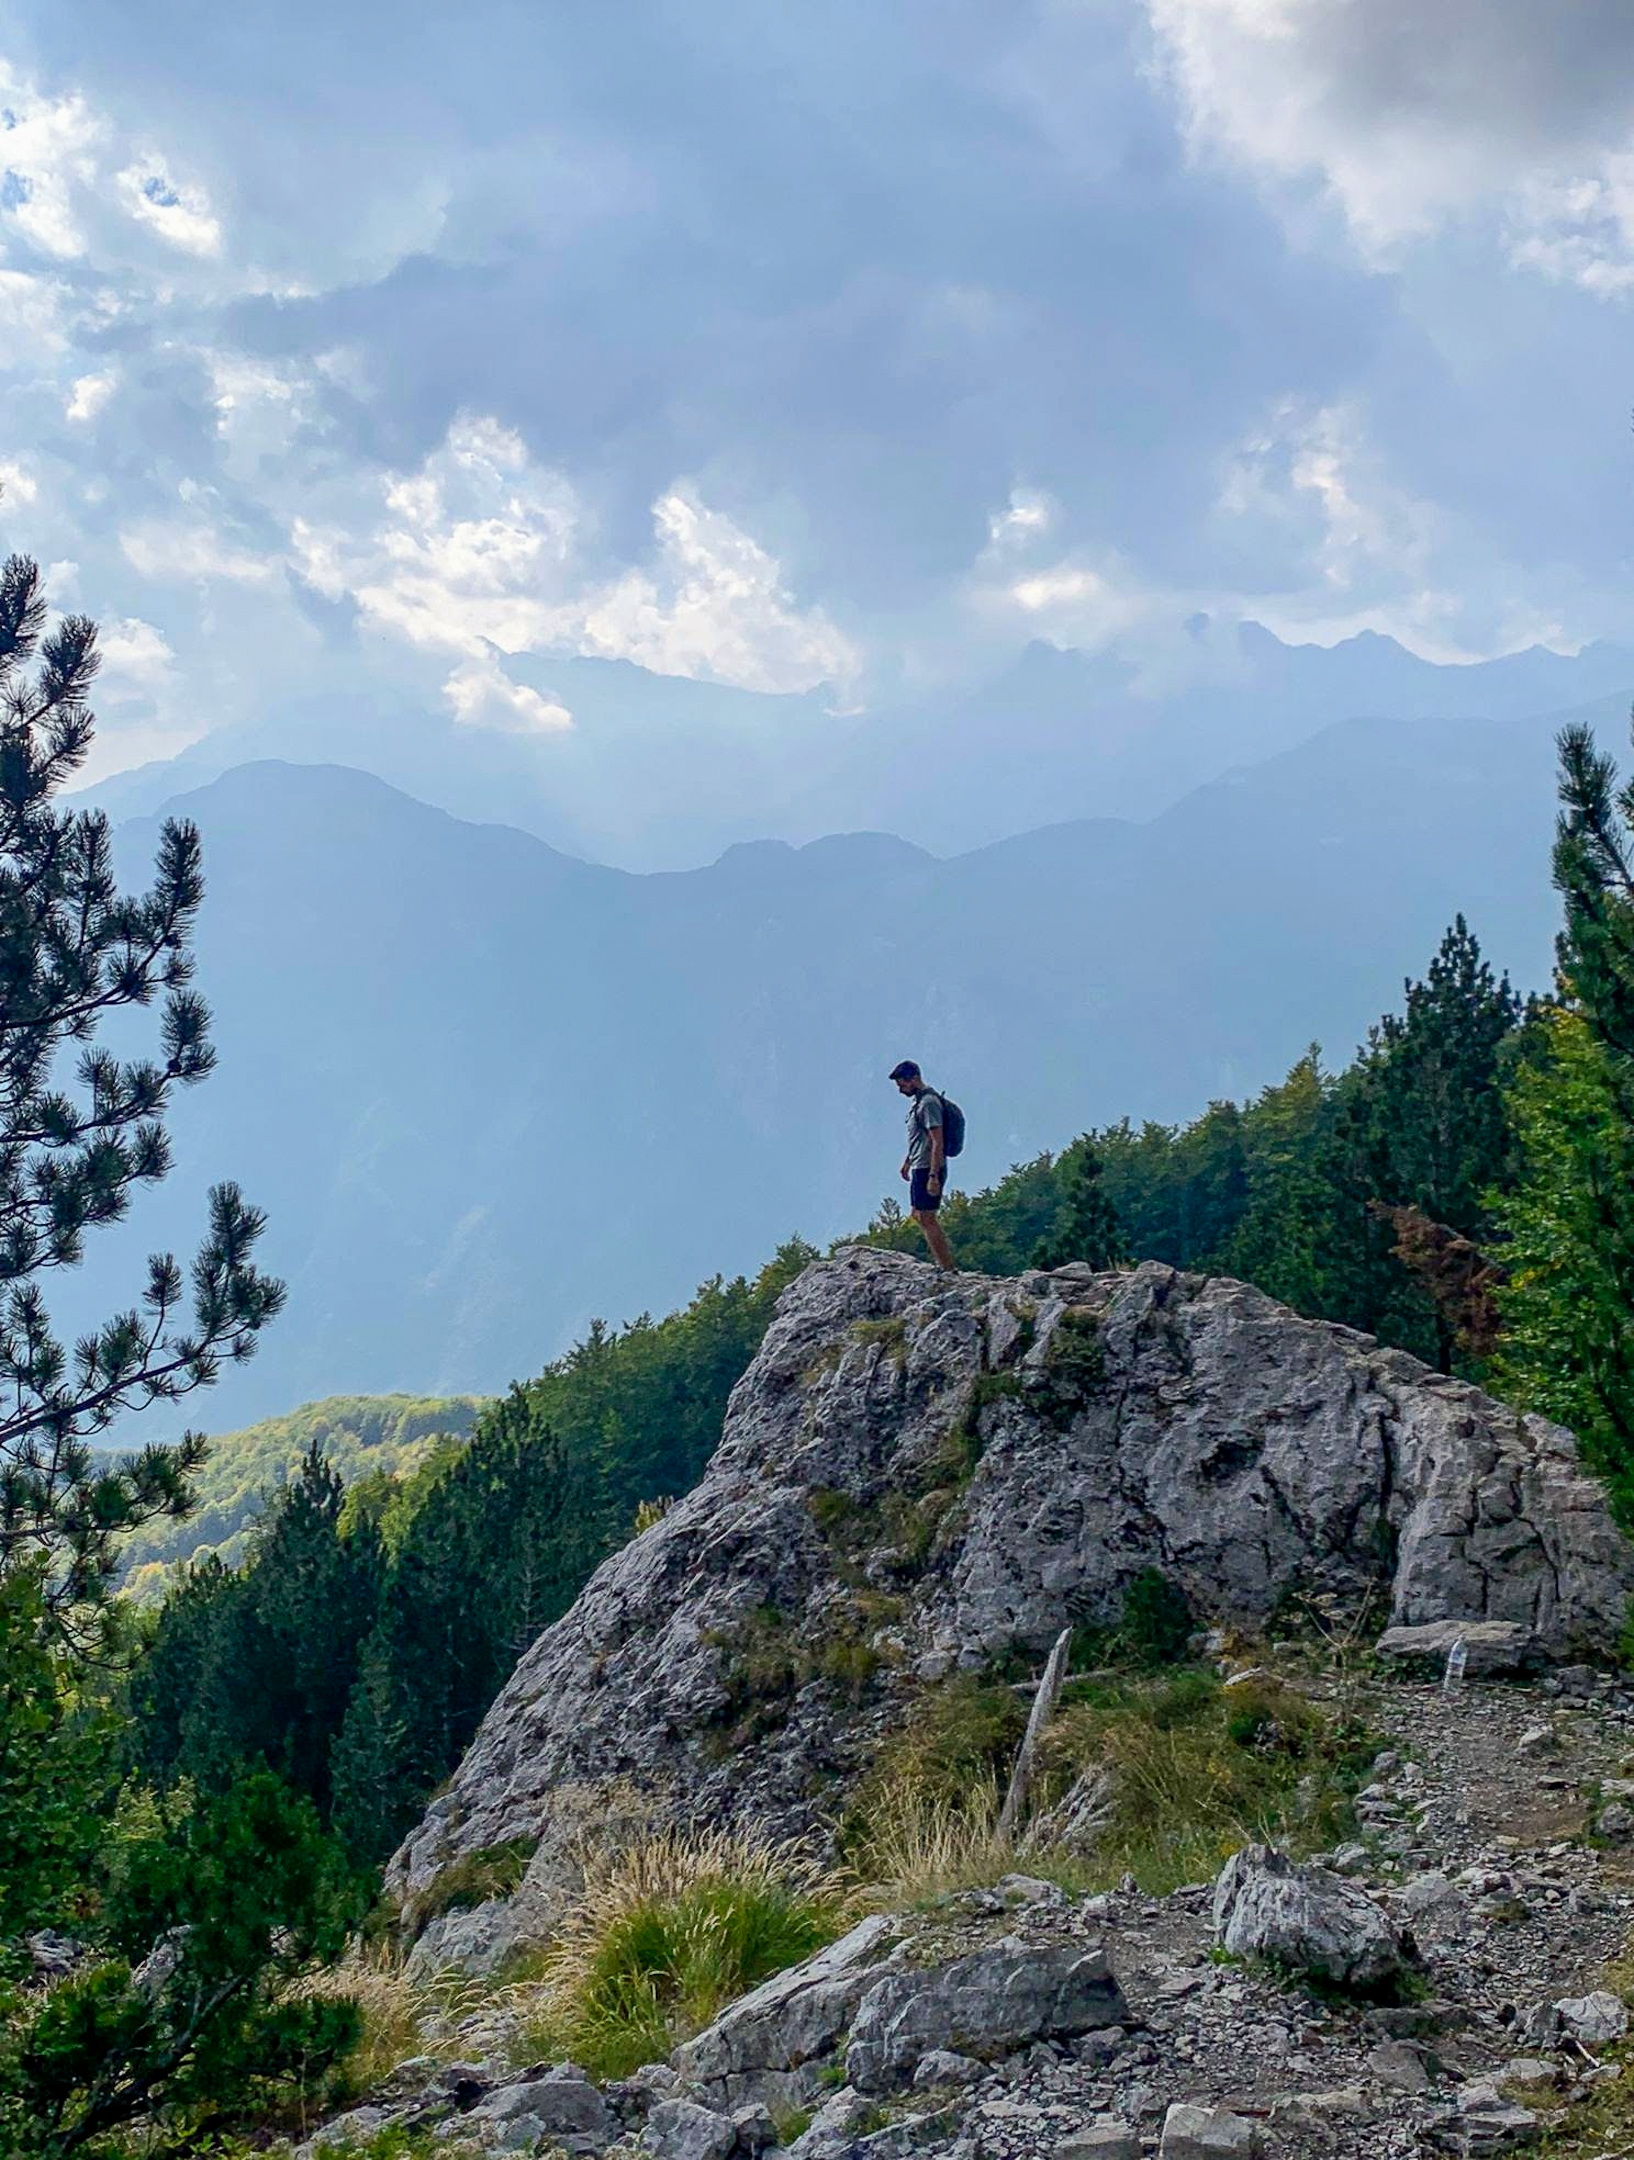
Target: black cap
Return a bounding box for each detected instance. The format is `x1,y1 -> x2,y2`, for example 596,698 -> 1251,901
889,1060 -> 920,1081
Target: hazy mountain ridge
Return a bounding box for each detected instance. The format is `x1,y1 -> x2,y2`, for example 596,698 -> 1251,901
77,622 -> 1634,870
59,685 -> 1613,1432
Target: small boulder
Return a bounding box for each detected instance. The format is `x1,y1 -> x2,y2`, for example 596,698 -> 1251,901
641,2097 -> 740,2160
1556,1990 -> 1628,2045
1368,2038 -> 1433,2092
732,2102 -> 778,2153
847,1940 -> 1127,2093
1443,2080 -> 1538,2154
1396,1872 -> 1470,1931
1596,1802 -> 1634,1842
675,1913 -> 900,2096
911,2049 -> 984,2089
1213,1845 -> 1416,1994
1057,2122 -> 1140,2160
472,2074 -> 616,2152
1159,2103 -> 1260,2157
1373,1620 -> 1537,1677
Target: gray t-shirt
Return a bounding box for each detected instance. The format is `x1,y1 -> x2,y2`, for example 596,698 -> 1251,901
905,1088 -> 943,1170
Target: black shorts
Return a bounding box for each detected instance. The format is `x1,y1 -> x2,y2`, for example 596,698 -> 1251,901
910,1166 -> 945,1212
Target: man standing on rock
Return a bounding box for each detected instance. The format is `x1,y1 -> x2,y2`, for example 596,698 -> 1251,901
890,1060 -> 957,1272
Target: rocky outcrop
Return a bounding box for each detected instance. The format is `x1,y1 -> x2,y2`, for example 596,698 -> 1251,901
389,1249 -> 1632,1954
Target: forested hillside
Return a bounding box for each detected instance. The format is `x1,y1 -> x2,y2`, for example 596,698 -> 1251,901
117,1394 -> 486,1597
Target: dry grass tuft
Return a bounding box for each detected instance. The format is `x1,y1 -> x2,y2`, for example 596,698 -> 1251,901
849,1771 -> 1027,1904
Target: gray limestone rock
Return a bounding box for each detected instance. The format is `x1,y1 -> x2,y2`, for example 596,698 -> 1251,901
1213,1844 -> 1416,1994
1057,2122 -> 1141,2160
640,2098 -> 739,2160
1555,1988 -> 1628,2043
910,2049 -> 984,2088
674,1914 -> 900,2099
1159,2103 -> 1260,2158
1374,1619 -> 1540,1676
1442,2081 -> 1540,2154
470,2073 -> 615,2153
845,1940 -> 1127,2093
386,1251 -> 1634,1952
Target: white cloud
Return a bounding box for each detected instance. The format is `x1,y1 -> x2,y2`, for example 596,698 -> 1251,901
0,458 -> 38,505
0,267 -> 67,355
1145,0 -> 1634,292
295,413 -> 859,696
573,488 -> 858,695
443,652 -> 572,734
986,486 -> 1057,548
96,615 -> 175,689
65,369 -> 116,422
115,157 -> 223,258
120,518 -> 279,585
0,70 -> 102,258
1217,399 -> 1438,593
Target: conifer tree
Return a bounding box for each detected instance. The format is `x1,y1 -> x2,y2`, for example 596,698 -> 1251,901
332,1404 -> 614,1863
1033,1136 -> 1128,1269
1320,917 -> 1521,1367
1494,719 -> 1634,1500
0,552 -> 283,1610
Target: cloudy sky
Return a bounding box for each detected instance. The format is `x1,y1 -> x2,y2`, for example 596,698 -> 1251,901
3,0 -> 1633,785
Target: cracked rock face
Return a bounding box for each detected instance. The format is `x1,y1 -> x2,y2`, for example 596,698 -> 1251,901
388,1250 -> 1632,1954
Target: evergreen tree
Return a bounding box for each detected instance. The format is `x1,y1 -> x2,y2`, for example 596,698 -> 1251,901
1316,918 -> 1521,1368
1032,1136 -> 1128,1269
0,553 -> 283,1611
2,1771 -> 363,2155
332,1407 -> 613,1863
1494,719 -> 1634,1502
0,1568 -> 113,1940
127,1448 -> 383,1820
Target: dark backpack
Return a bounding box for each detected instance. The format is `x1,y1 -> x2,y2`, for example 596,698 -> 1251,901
928,1089 -> 966,1158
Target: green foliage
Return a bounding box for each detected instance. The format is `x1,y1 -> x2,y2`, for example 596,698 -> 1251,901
1489,719 -> 1634,1510
126,1444 -> 385,1824
1075,1567 -> 1193,1669
1043,1668 -> 1371,1894
534,1866 -> 844,2081
0,553 -> 283,1612
405,1836 -> 535,1935
1031,1310 -> 1106,1425
1032,1137 -> 1128,1270
0,1570 -> 114,1940
118,1394 -> 484,1594
853,1673 -> 1026,1821
331,1405 -> 615,1866
123,1245 -> 820,1884
1494,1007 -> 1634,1510
1,1770 -> 365,2156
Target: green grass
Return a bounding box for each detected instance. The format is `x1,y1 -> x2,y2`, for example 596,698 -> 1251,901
403,1835 -> 535,1936
1041,1667 -> 1373,1893
850,1671 -> 1027,1822
516,1827 -> 849,2079
850,1316 -> 909,1360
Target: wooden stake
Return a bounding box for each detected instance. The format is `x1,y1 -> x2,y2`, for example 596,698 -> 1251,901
998,1625 -> 1072,1840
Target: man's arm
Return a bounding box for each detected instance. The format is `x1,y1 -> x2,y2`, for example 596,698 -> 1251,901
925,1098 -> 945,1190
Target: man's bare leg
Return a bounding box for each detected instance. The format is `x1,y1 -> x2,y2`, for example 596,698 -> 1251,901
914,1208 -> 957,1272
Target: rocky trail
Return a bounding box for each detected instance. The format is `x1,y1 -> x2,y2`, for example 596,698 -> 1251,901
305,1661 -> 1634,2160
